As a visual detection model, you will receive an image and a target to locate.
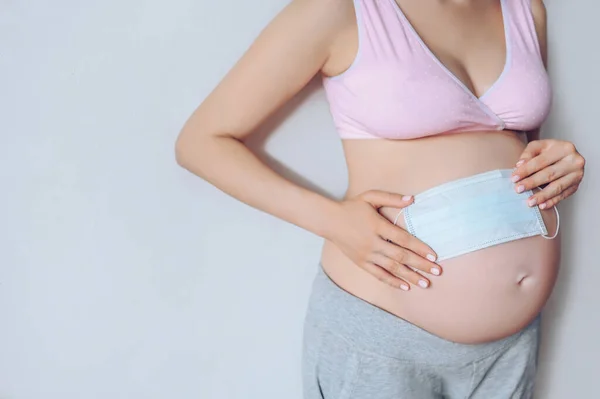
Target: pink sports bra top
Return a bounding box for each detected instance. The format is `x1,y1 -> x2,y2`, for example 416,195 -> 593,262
322,0 -> 552,140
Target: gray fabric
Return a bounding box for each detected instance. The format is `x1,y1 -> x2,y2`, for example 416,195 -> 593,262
302,264 -> 541,399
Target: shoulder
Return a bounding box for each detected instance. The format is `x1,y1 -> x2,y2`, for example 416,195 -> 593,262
530,0 -> 548,65
289,0 -> 354,22
246,0 -> 355,61
530,0 -> 547,28
278,0 -> 355,45
286,0 -> 358,65
307,0 -> 357,33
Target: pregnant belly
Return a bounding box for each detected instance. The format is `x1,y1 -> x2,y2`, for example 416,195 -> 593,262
320,194 -> 560,345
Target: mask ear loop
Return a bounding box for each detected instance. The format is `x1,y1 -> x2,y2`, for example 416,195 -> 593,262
541,206 -> 560,239
393,208 -> 404,226
384,208 -> 406,244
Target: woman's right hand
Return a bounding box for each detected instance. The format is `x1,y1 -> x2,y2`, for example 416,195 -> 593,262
328,190 -> 441,291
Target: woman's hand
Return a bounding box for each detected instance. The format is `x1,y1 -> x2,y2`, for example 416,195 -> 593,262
512,139 -> 585,209
327,190 -> 441,291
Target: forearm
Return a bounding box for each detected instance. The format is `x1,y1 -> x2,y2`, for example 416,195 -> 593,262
175,134 -> 341,239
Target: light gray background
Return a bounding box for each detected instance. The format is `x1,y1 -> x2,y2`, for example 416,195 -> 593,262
1,1 -> 597,398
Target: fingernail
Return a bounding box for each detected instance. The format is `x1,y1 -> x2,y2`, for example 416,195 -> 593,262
516,185 -> 525,193
539,203 -> 547,209
402,195 -> 412,201
528,198 -> 537,207
511,175 -> 520,183
431,267 -> 441,276
516,160 -> 525,167
400,283 -> 410,291
418,279 -> 429,288
426,254 -> 436,262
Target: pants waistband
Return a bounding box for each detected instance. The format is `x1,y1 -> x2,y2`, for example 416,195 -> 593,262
305,263 -> 539,366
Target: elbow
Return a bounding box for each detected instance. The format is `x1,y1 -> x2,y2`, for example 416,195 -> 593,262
174,130 -> 190,169
174,126 -> 200,171
174,123 -> 236,175
174,125 -> 223,177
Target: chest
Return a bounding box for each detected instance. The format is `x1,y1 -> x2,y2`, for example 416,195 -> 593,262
393,0 -> 509,98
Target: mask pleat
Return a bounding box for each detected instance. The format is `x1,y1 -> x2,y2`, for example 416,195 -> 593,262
404,171 -> 546,261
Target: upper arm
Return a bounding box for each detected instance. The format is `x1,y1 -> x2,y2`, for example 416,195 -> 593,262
179,0 -> 350,141
531,0 -> 548,67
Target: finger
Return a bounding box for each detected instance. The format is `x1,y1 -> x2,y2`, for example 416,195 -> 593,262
512,151 -> 563,183
537,183 -> 579,210
514,160 -> 570,194
516,140 -> 545,166
527,173 -> 580,208
370,252 -> 430,289
361,261 -> 411,291
379,240 -> 440,277
360,190 -> 413,209
513,141 -> 579,182
380,223 -> 439,265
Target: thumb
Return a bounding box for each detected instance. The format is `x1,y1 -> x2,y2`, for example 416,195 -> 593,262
516,140 -> 544,166
359,190 -> 414,209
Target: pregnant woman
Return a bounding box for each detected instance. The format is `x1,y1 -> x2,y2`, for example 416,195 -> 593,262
176,0 -> 586,397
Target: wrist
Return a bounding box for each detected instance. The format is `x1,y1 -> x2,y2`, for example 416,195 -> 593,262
312,196 -> 344,241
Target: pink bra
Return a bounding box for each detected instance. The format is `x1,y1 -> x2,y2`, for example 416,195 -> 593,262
322,0 -> 552,140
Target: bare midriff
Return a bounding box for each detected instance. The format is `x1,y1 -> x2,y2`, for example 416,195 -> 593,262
319,130 -> 560,344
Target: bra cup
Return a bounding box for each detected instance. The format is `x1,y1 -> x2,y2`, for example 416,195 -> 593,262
323,60 -> 503,140
321,0 -> 552,139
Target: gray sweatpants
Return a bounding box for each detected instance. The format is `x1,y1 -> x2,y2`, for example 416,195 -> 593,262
302,264 -> 541,399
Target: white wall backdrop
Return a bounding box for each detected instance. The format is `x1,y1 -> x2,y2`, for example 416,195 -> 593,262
0,1 -> 597,398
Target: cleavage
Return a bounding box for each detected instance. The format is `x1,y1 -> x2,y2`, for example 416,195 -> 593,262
395,0 -> 508,99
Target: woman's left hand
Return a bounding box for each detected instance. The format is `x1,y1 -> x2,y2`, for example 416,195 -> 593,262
512,139 -> 585,210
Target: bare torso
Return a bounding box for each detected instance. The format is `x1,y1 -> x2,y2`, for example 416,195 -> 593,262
319,0 -> 559,344
320,132 -> 560,344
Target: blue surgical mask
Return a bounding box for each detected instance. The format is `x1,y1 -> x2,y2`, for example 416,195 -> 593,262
394,169 -> 560,261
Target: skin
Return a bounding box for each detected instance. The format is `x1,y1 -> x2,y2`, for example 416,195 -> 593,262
176,0 -> 586,343
513,140 -> 585,209
514,0 -> 586,209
